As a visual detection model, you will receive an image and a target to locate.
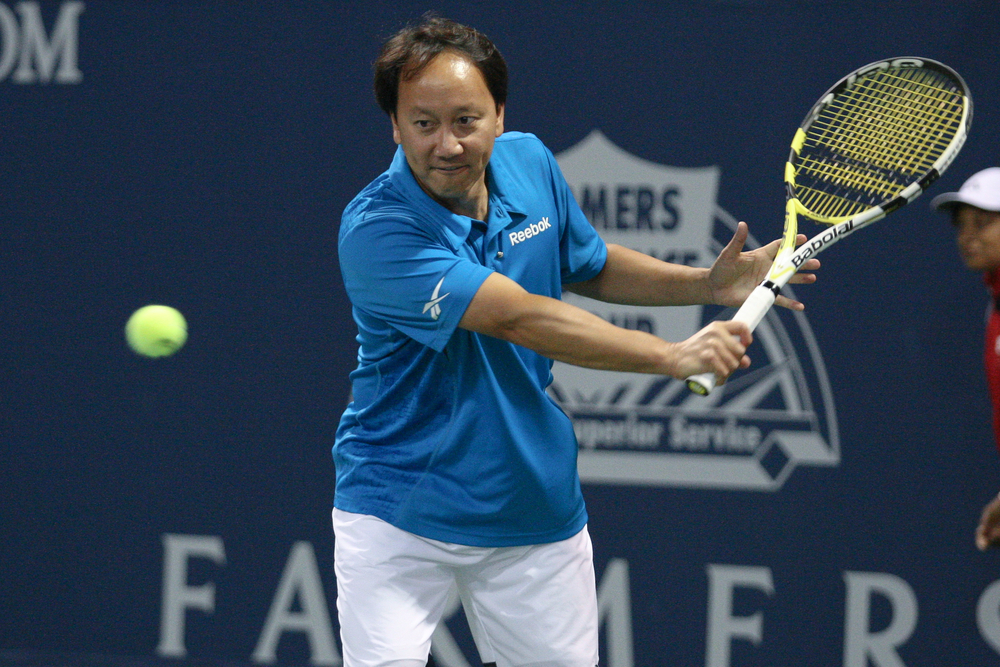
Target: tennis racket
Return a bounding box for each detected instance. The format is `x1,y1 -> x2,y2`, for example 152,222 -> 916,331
686,57 -> 972,396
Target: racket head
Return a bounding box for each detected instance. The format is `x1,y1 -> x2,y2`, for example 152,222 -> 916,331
789,57 -> 972,226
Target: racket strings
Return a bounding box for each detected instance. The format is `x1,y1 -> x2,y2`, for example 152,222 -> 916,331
814,71 -> 962,171
794,66 -> 965,221
805,94 -> 959,196
822,71 -> 961,171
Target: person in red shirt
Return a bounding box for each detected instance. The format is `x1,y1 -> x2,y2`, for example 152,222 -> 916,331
932,167 -> 1000,550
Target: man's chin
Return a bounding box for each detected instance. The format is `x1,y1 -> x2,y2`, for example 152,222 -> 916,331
428,182 -> 470,203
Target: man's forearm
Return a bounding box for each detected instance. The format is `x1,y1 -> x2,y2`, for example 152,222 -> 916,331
563,243 -> 714,307
460,272 -> 680,375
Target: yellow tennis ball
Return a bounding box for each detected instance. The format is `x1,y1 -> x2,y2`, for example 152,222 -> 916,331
125,305 -> 187,358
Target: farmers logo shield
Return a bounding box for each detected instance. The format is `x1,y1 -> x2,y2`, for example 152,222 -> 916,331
553,130 -> 839,491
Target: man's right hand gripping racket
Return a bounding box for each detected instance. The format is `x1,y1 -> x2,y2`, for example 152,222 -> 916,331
686,57 -> 972,396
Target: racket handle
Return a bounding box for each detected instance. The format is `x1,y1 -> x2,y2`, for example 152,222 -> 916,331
685,284 -> 778,396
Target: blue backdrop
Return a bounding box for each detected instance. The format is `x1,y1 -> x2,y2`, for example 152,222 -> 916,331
3,2 -> 1000,666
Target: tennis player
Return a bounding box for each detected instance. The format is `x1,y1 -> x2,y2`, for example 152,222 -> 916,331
334,15 -> 819,666
932,168 -> 1000,551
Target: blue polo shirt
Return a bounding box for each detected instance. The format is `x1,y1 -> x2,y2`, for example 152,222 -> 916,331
335,131 -> 607,547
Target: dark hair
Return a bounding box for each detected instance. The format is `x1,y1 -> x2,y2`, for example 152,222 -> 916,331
373,15 -> 508,116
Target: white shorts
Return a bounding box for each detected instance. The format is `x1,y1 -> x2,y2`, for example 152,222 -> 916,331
333,509 -> 599,667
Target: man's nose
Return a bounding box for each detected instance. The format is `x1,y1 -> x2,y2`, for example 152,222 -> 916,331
435,128 -> 462,157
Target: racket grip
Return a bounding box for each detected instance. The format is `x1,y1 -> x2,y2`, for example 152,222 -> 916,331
685,284 -> 778,397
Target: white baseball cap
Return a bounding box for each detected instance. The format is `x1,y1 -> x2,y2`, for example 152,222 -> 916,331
931,167 -> 1000,213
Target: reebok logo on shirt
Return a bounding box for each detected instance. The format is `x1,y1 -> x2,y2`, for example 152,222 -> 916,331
422,276 -> 450,321
508,217 -> 552,246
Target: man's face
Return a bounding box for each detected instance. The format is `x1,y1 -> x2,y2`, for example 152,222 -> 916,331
954,205 -> 1000,272
391,50 -> 504,220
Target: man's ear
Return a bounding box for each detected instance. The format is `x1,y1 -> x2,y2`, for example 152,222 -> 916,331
495,104 -> 505,137
391,113 -> 401,145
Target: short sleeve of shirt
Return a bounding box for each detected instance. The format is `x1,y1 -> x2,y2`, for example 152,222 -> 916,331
339,209 -> 492,353
538,142 -> 607,284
